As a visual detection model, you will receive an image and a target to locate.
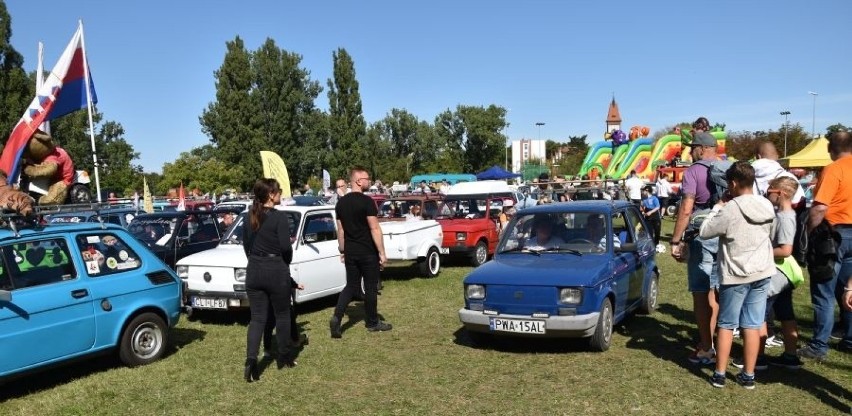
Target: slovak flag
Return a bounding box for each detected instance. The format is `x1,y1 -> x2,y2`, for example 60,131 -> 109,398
0,22 -> 97,181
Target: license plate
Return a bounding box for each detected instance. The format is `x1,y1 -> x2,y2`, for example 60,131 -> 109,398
489,317 -> 545,334
439,247 -> 449,254
191,296 -> 227,309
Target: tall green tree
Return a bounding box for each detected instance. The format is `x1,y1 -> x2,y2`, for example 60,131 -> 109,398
158,145 -> 245,195
433,109 -> 465,172
457,105 -> 509,172
0,1 -> 33,140
200,36 -> 260,190
326,48 -> 367,178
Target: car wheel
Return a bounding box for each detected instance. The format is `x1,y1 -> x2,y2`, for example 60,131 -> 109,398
418,247 -> 441,277
119,312 -> 168,367
639,275 -> 659,314
589,298 -> 613,352
68,184 -> 91,204
471,241 -> 488,267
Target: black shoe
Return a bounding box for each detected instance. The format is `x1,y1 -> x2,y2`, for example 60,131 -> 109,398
366,321 -> 393,332
244,358 -> 259,382
730,356 -> 768,371
330,316 -> 342,338
276,356 -> 297,369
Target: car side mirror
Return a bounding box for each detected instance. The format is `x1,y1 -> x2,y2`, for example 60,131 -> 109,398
615,243 -> 638,253
0,290 -> 11,302
303,233 -> 318,243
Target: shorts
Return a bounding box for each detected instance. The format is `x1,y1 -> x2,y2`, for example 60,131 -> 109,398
765,283 -> 795,322
718,277 -> 770,330
687,236 -> 719,293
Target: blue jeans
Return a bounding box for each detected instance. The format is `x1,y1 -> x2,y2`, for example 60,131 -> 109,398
687,235 -> 720,293
808,226 -> 852,353
718,278 -> 770,330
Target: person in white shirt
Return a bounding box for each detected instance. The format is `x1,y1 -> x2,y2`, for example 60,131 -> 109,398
656,173 -> 673,217
438,179 -> 450,194
404,204 -> 423,221
625,170 -> 644,206
525,217 -> 565,249
751,142 -> 805,207
585,214 -> 621,251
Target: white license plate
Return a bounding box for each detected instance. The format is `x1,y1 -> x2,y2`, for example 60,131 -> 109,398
439,247 -> 449,254
489,317 -> 545,334
191,296 -> 227,309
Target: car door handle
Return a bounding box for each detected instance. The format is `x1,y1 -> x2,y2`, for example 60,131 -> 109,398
71,289 -> 89,299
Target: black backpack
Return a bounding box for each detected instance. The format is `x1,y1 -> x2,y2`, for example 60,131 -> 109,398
694,159 -> 733,208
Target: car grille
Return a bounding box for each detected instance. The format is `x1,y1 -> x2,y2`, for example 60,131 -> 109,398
146,270 -> 176,285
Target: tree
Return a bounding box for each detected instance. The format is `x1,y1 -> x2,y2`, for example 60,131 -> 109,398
158,146 -> 245,195
457,105 -> 509,172
326,48 -> 367,179
433,109 -> 465,172
200,37 -> 323,190
0,1 -> 33,140
724,123 -> 810,161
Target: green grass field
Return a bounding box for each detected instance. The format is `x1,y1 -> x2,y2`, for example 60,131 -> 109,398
1,221 -> 850,415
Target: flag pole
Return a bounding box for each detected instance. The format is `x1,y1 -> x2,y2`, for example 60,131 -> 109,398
36,42 -> 51,135
78,20 -> 102,202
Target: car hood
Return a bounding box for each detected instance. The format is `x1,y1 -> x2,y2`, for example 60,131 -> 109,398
463,254 -> 611,287
176,245 -> 246,268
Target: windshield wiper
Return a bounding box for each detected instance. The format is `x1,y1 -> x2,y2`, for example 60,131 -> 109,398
525,246 -> 583,256
498,246 -> 527,255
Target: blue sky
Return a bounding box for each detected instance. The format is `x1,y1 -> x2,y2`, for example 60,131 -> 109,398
7,1 -> 852,173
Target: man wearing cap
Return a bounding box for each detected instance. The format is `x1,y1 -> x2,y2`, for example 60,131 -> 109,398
671,126 -> 722,366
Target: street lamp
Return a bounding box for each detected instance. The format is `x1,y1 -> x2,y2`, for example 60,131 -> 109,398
780,111 -> 790,157
535,122 -> 545,140
808,91 -> 818,139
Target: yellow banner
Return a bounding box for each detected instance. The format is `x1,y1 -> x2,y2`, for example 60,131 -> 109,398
260,151 -> 292,198
143,177 -> 154,213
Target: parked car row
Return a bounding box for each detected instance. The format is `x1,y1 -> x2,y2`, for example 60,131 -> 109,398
1,186 -> 660,382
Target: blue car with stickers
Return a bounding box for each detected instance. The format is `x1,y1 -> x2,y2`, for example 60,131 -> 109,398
0,210 -> 183,381
459,201 -> 659,351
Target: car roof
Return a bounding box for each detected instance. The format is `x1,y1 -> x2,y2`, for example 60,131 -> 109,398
517,200 -> 632,215
0,222 -> 125,243
446,180 -> 512,196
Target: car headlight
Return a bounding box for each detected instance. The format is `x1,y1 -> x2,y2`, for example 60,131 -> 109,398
559,288 -> 582,304
466,284 -> 485,300
234,268 -> 246,282
456,232 -> 467,241
176,265 -> 188,279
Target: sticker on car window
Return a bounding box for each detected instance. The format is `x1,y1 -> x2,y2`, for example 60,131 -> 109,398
86,261 -> 100,274
87,236 -> 100,244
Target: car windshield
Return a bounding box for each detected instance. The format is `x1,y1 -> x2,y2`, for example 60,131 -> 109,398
498,212 -> 612,255
219,212 -> 302,245
128,217 -> 179,246
436,197 -> 503,219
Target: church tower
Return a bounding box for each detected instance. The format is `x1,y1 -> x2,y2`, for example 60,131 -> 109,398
606,96 -> 622,135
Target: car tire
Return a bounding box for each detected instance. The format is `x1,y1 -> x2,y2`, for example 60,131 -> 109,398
119,312 -> 169,367
68,184 -> 92,204
471,241 -> 488,267
665,204 -> 677,218
418,247 -> 441,277
589,298 -> 613,352
639,274 -> 659,314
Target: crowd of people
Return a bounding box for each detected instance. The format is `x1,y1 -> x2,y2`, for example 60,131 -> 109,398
670,118 -> 852,390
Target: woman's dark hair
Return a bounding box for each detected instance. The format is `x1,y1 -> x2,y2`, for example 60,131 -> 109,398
692,117 -> 710,132
250,178 -> 280,231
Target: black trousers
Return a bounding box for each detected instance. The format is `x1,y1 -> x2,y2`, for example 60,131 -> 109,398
245,256 -> 292,360
334,254 -> 380,327
263,288 -> 299,351
646,217 -> 661,246
658,197 -> 669,216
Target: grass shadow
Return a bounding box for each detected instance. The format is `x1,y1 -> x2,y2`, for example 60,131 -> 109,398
622,302 -> 714,380
757,364 -> 852,412
451,326 -> 602,353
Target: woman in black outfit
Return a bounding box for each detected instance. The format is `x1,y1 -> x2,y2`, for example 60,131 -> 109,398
242,178 -> 303,382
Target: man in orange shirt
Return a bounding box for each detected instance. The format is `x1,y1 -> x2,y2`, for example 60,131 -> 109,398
800,130 -> 852,360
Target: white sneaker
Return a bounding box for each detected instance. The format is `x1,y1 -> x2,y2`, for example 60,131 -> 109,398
732,328 -> 741,339
765,335 -> 784,348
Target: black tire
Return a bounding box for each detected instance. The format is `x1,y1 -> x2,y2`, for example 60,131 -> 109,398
119,312 -> 168,367
418,247 -> 441,277
470,241 -> 488,267
589,298 -> 613,352
68,184 -> 91,204
639,275 -> 659,314
665,204 -> 677,217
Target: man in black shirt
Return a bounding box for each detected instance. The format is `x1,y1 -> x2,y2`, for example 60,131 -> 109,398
330,166 -> 392,337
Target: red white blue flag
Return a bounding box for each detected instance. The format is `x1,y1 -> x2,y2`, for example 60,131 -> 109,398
0,23 -> 97,180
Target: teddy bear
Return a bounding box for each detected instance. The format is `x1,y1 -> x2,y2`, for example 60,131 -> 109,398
0,169 -> 34,216
22,130 -> 75,205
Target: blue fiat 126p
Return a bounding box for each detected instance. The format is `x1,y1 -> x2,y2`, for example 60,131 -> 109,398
459,200 -> 659,351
